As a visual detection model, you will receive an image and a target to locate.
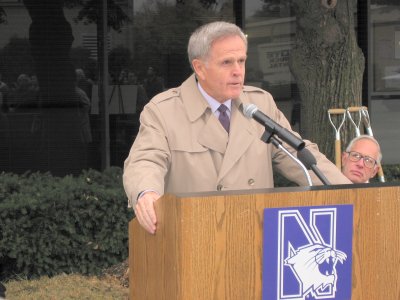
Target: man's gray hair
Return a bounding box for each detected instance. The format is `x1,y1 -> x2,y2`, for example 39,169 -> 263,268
345,135 -> 382,163
187,21 -> 247,68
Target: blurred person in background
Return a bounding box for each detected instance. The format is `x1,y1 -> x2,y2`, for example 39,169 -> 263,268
143,66 -> 165,100
75,68 -> 93,103
7,74 -> 39,111
0,73 -> 10,112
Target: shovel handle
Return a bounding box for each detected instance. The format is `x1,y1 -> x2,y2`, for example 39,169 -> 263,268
377,164 -> 385,182
328,108 -> 346,115
335,139 -> 341,169
347,106 -> 363,113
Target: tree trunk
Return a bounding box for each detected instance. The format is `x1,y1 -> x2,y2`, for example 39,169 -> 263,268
23,0 -> 76,105
20,1 -> 91,175
290,0 -> 364,161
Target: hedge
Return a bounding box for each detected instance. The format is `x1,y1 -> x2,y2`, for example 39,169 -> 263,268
0,167 -> 133,280
1,164 -> 398,280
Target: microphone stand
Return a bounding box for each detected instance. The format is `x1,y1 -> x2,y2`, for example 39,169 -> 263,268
260,130 -> 313,186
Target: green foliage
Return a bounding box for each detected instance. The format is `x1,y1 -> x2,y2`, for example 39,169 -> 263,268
370,164 -> 400,183
74,0 -> 131,32
0,167 -> 133,280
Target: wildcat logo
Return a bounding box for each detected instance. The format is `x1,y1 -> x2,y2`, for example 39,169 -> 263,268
284,243 -> 347,298
263,205 -> 353,300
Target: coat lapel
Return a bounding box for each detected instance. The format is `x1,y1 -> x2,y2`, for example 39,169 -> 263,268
197,116 -> 229,153
217,97 -> 255,181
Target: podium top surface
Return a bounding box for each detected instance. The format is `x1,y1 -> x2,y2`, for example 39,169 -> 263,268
172,181 -> 400,199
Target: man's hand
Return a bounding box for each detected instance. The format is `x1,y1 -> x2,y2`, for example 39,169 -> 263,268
134,191 -> 161,234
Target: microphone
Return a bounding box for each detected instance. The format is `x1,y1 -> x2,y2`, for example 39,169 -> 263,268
241,103 -> 305,151
297,148 -> 331,185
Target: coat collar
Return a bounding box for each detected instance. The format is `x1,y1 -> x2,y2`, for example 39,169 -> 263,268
180,74 -> 257,180
181,74 -> 209,123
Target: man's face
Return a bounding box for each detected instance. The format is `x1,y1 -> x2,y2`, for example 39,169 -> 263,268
341,139 -> 379,183
192,35 -> 247,103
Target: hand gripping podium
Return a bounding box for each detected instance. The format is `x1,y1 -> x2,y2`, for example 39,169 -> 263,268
129,184 -> 400,299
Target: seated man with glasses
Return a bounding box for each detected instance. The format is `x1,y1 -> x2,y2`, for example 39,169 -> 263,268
341,135 -> 382,183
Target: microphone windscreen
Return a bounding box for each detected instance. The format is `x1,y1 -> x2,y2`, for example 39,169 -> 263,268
297,148 -> 317,169
241,103 -> 258,118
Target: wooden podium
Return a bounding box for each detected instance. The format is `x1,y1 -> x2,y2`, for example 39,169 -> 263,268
129,184 -> 400,299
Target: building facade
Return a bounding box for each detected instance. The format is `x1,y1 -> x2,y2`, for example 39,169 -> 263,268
0,0 -> 399,176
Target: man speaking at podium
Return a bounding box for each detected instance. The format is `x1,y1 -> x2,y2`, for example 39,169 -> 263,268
123,21 -> 351,234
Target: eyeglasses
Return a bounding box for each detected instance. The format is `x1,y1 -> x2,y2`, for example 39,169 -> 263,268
346,151 -> 377,169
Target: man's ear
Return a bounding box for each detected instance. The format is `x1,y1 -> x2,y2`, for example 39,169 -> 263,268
192,59 -> 206,81
341,152 -> 347,167
371,165 -> 379,178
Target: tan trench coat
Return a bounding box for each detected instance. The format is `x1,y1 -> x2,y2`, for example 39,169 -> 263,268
123,74 -> 350,207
